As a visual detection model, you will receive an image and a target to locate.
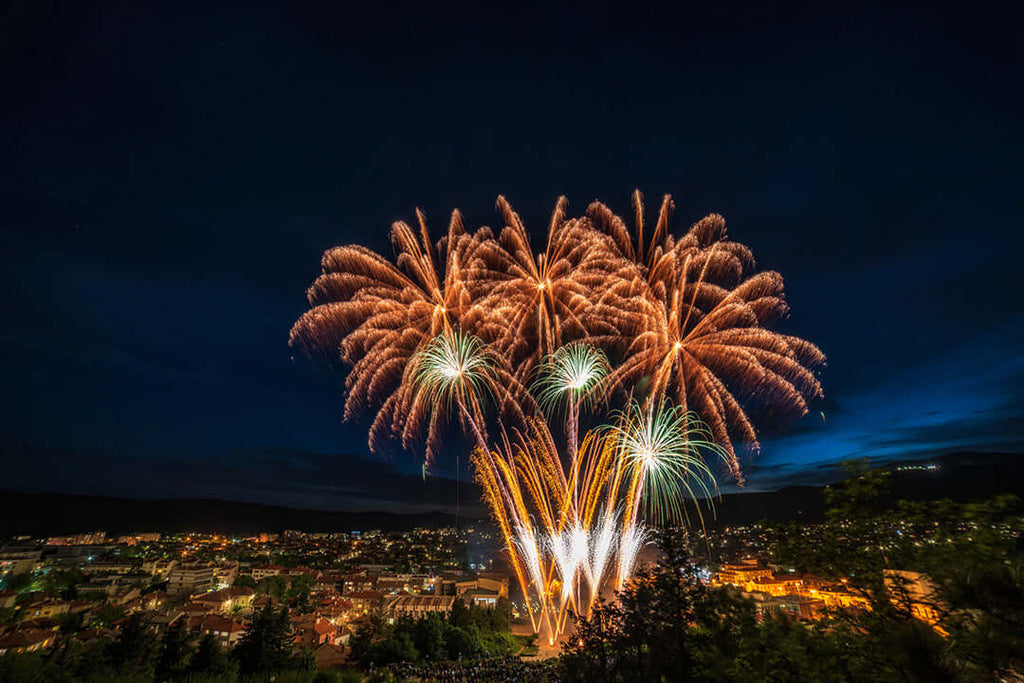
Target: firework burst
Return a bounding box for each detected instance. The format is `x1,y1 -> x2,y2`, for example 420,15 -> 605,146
289,209 -> 499,463
469,196 -> 645,378
589,191 -> 825,480
611,399 -> 731,526
533,342 -> 610,458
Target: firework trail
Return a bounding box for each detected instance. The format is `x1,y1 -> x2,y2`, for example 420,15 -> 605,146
471,400 -> 729,642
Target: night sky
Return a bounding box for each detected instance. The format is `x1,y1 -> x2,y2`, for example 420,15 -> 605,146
2,1 -> 1021,513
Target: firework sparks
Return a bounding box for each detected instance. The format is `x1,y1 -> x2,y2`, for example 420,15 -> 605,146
611,399 -> 731,526
470,196 -> 644,379
591,192 -> 825,481
533,342 -> 610,457
293,191 -> 825,641
289,209 -> 493,464
471,404 -> 726,642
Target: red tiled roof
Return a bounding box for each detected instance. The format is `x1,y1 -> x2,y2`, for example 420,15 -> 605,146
0,629 -> 53,649
313,619 -> 336,635
347,590 -> 383,600
181,602 -> 213,613
198,615 -> 246,633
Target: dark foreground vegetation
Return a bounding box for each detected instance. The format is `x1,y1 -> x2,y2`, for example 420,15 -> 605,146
563,466 -> 1023,682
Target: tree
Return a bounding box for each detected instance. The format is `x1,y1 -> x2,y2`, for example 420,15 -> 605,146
90,602 -> 125,628
232,603 -> 311,674
255,574 -> 287,599
106,613 -> 160,680
3,572 -> 33,593
233,574 -> 256,589
562,529 -> 852,682
189,632 -> 236,677
156,621 -> 193,680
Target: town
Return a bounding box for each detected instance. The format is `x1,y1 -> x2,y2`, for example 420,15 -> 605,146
0,525 -> 517,667
2,512 -> 982,665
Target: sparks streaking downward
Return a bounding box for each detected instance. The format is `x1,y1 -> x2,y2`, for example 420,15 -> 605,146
411,333 -> 732,642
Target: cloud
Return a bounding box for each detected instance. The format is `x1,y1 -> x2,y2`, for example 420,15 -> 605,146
737,316 -> 1024,491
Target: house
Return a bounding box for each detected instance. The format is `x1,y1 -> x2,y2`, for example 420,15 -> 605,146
454,573 -> 508,606
251,565 -> 286,582
347,590 -> 384,615
108,587 -> 142,607
313,642 -> 347,669
145,611 -> 185,635
315,597 -> 354,624
0,629 -> 55,655
314,572 -> 347,594
777,594 -> 825,621
341,571 -> 376,595
22,599 -> 70,620
292,615 -> 340,648
0,548 -> 43,575
885,569 -> 946,631
141,559 -> 177,578
192,586 -> 255,613
142,591 -> 169,611
461,587 -> 502,609
715,560 -> 774,588
188,614 -> 247,646
383,595 -> 456,618
180,601 -> 216,617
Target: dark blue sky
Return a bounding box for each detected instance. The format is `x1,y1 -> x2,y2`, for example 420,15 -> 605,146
2,1 -> 1021,512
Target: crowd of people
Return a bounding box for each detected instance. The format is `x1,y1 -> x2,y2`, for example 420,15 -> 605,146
385,655 -> 559,682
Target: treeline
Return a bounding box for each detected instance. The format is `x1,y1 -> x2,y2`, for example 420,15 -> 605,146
563,465 -> 1024,682
0,604 -> 341,683
349,598 -> 521,667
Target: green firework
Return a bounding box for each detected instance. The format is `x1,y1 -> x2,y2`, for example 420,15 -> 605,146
611,399 -> 732,525
532,342 -> 610,416
411,330 -> 493,411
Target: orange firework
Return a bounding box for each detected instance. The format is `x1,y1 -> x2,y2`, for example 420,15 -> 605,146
292,191 -> 824,483
590,191 -> 825,480
467,196 -> 644,378
289,208 -> 493,463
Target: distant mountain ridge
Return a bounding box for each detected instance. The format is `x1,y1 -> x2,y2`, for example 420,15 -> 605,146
0,451 -> 1019,537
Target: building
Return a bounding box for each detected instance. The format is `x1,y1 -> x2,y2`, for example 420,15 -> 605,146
715,559 -> 773,587
188,614 -> 247,646
0,629 -> 55,655
71,532 -> 107,546
168,563 -> 216,596
778,594 -> 825,621
81,561 -> 137,575
885,570 -> 945,630
0,590 -> 18,609
0,548 -> 42,575
141,558 -> 177,578
251,565 -> 285,582
383,594 -> 456,618
452,573 -> 508,608
460,588 -> 502,608
192,586 -> 255,613
313,642 -> 348,669
341,571 -> 376,595
347,590 -> 384,615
